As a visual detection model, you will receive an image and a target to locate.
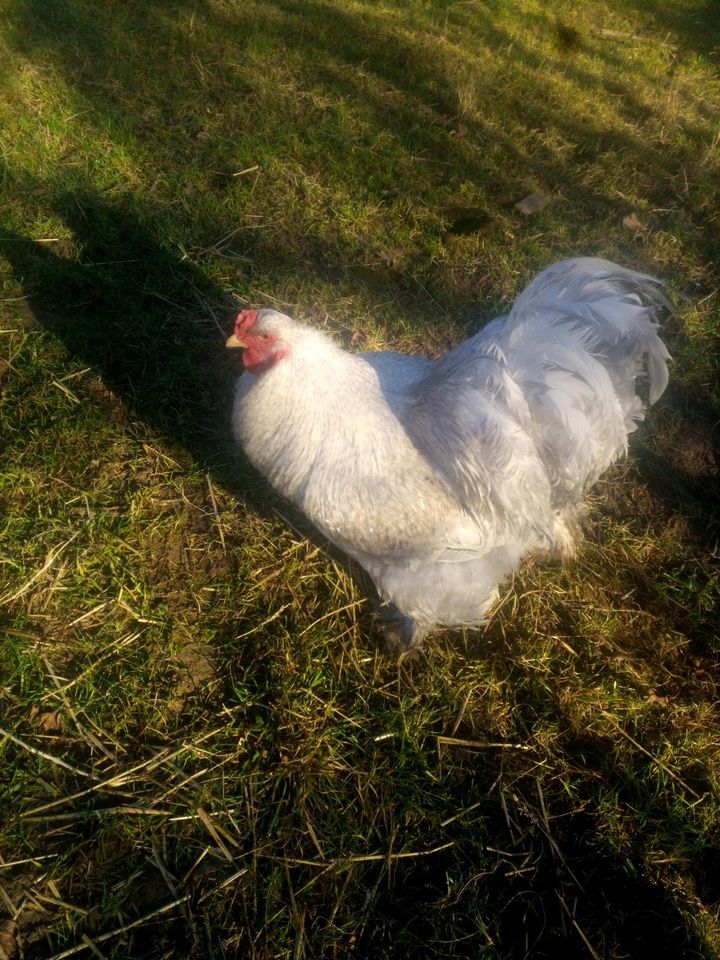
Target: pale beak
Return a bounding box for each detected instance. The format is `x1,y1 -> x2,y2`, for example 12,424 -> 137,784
226,333 -> 246,349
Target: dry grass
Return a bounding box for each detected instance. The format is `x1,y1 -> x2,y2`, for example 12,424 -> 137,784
1,0 -> 719,957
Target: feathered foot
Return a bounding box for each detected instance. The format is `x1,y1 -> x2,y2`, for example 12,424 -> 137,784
377,604 -> 428,659
546,502 -> 590,561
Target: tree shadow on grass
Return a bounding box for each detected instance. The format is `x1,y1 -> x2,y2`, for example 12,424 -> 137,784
619,0 -> 720,58
356,809 -> 711,960
6,0 -> 720,269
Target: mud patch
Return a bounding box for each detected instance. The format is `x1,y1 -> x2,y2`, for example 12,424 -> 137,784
169,640 -> 218,703
653,414 -> 720,480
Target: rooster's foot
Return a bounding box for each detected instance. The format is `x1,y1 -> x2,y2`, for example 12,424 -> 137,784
379,606 -> 428,659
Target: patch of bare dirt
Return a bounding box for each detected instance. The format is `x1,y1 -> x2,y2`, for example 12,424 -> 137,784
9,299 -> 38,330
170,640 -> 217,695
655,418 -> 720,480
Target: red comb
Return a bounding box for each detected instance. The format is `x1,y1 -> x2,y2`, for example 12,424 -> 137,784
234,309 -> 258,335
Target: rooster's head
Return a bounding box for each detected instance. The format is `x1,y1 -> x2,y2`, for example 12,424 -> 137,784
226,309 -> 289,375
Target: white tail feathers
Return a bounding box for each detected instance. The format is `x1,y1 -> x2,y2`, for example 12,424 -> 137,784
508,257 -> 672,422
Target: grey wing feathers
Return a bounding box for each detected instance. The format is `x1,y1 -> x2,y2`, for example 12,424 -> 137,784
405,354 -> 556,544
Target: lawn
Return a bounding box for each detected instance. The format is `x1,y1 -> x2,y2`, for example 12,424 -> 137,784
1,0 -> 719,957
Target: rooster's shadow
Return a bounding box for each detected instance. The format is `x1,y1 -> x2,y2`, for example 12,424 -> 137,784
0,189 -> 254,494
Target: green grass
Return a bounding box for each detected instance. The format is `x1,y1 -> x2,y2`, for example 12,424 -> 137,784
1,0 -> 719,957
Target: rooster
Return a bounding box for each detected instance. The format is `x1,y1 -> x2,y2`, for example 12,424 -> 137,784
227,259 -> 671,651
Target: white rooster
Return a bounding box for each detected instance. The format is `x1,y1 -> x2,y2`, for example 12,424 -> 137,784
227,259 -> 670,651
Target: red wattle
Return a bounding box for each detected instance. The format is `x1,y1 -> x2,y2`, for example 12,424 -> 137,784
242,341 -> 288,376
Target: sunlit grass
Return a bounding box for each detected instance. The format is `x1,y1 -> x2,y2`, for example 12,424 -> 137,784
1,0 -> 719,957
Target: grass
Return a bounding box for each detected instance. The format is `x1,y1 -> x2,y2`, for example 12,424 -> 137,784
0,0 -> 719,956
